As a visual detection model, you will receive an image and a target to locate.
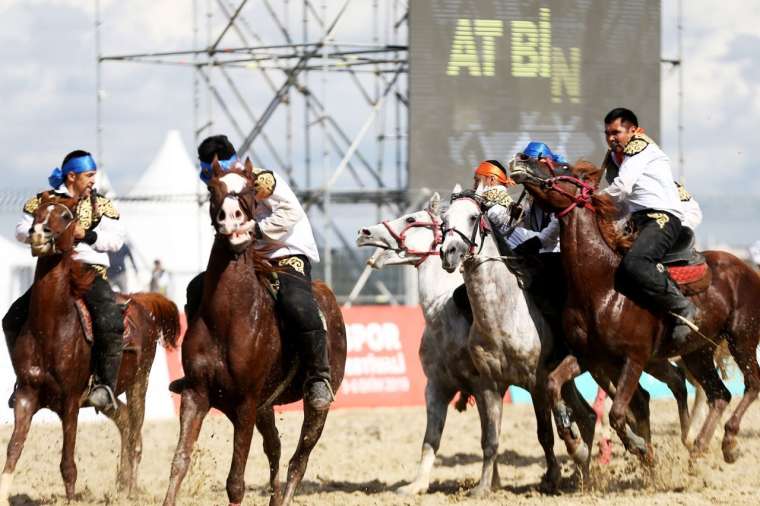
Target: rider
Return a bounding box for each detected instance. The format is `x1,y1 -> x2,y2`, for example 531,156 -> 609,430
3,150 -> 126,411
185,135 -> 333,411
600,107 -> 697,343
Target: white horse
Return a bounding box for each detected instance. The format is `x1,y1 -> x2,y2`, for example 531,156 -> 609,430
356,192 -> 509,495
439,185 -> 597,490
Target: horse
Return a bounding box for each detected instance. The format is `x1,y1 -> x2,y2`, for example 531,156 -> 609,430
510,156 -> 760,464
439,186 -> 599,490
0,193 -> 180,504
357,192 -> 511,495
162,159 -> 347,506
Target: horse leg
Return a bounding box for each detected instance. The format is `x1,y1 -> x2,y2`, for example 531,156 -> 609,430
721,336 -> 760,463
560,380 -> 596,479
531,376 -> 561,494
469,386 -> 503,496
626,381 -> 651,444
104,397 -> 131,491
256,406 -> 283,506
646,360 -> 690,446
0,387 -> 38,506
688,383 -> 709,448
59,398 -> 80,501
125,366 -> 150,495
396,381 -> 455,495
162,389 -> 210,506
546,355 -> 585,461
281,403 -> 329,505
608,358 -> 652,464
226,405 -> 256,506
680,348 -> 731,458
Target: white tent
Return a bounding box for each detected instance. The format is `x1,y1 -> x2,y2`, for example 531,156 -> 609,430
120,130 -> 214,306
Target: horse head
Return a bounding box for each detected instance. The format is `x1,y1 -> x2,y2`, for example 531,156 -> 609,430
356,192 -> 443,269
206,157 -> 258,254
510,154 -> 602,217
29,194 -> 79,257
440,184 -> 489,273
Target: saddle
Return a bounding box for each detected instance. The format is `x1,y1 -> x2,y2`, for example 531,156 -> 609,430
659,228 -> 711,295
73,294 -> 139,351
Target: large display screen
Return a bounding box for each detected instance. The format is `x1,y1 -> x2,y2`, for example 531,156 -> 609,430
409,0 -> 660,194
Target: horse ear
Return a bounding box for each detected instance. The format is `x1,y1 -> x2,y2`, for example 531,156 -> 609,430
428,192 -> 441,215
243,157 -> 255,179
452,183 -> 462,194
212,155 -> 224,179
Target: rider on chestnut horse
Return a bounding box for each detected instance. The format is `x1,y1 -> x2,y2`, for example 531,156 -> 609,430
600,107 -> 697,343
184,135 -> 333,410
3,150 -> 126,411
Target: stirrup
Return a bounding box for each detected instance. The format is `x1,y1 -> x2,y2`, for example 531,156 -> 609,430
88,384 -> 118,413
669,311 -> 700,332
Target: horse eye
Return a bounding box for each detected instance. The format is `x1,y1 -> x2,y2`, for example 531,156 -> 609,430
405,217 -> 416,223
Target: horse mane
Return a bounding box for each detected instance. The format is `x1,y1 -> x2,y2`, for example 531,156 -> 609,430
571,161 -> 634,254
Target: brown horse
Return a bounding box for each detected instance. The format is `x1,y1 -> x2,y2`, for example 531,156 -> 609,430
511,157 -> 760,465
162,159 -> 347,506
0,194 -> 180,504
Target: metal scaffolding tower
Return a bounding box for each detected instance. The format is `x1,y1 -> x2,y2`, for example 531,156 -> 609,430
96,0 -> 411,304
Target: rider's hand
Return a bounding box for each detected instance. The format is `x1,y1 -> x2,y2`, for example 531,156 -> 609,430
73,223 -> 85,240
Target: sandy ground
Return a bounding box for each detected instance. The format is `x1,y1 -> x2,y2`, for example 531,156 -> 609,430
1,399 -> 760,505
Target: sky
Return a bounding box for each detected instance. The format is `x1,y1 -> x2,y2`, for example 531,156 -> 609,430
1,0 -> 759,246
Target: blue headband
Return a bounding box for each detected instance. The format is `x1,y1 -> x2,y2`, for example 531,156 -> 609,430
522,142 -> 567,164
48,154 -> 98,188
199,154 -> 239,183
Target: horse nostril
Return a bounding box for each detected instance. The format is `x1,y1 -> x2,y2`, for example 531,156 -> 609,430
361,228 -> 371,236
218,210 -> 226,221
234,210 -> 243,219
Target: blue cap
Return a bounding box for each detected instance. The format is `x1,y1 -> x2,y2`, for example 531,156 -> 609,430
522,142 -> 567,164
48,154 -> 97,188
199,154 -> 239,183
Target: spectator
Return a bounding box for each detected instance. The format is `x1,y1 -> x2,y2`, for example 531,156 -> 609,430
107,242 -> 137,292
149,259 -> 170,295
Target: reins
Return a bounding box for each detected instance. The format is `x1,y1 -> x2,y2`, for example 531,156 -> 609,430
381,210 -> 443,268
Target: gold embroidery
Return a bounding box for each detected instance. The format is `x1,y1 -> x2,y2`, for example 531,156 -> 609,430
277,256 -> 305,275
675,183 -> 692,202
624,139 -> 648,156
95,196 -> 120,219
23,196 -> 41,215
76,198 -> 94,230
254,171 -> 276,200
481,188 -> 513,208
90,264 -> 108,280
647,212 -> 670,229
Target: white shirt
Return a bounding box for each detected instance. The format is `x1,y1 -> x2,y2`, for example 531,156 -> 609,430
602,140 -> 685,222
253,171 -> 320,262
482,188 -> 559,253
16,186 -> 125,267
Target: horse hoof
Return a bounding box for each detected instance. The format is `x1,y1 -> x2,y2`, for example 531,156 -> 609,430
641,443 -> 655,467
396,482 -> 427,495
467,484 -> 490,497
538,472 -> 560,495
722,438 -> 739,464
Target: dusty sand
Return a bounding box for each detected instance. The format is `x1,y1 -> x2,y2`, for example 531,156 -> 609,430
2,399 -> 759,505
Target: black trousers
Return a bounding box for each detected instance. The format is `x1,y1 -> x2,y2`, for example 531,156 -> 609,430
618,210 -> 689,312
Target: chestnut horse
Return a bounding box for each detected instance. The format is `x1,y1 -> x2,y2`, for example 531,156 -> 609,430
163,159 -> 347,506
0,194 -> 180,504
511,157 -> 760,465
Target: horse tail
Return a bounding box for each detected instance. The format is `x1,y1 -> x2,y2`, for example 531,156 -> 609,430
130,292 -> 181,349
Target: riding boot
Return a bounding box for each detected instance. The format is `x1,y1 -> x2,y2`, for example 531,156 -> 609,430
301,329 -> 333,411
88,332 -> 123,413
662,279 -> 699,344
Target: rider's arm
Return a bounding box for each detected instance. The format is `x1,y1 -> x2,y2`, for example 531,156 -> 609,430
535,214 -> 560,250
600,151 -> 648,202
89,215 -> 125,252
676,183 -> 702,230
256,174 -> 304,241
15,213 -> 33,244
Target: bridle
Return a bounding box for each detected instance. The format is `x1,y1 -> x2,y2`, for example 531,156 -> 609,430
442,193 -> 491,257
32,202 -> 77,255
514,154 -> 596,218
381,210 -> 443,268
